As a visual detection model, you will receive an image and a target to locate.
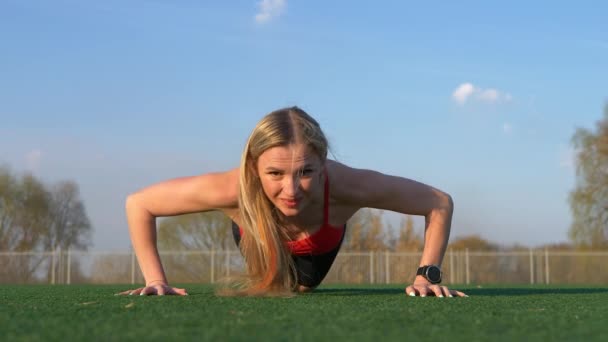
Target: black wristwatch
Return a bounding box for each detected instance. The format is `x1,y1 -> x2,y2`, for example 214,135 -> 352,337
416,265 -> 442,284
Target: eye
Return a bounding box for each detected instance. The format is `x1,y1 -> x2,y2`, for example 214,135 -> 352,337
268,171 -> 281,177
300,169 -> 314,176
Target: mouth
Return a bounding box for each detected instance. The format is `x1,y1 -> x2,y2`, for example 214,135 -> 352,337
281,198 -> 300,208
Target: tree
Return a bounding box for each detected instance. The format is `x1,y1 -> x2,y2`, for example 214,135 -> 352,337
569,104 -> 608,249
0,169 -> 49,252
155,211 -> 236,282
446,235 -> 502,283
394,215 -> 423,252
42,181 -> 92,281
157,211 -> 235,251
42,181 -> 92,251
447,235 -> 498,251
342,209 -> 370,251
90,254 -> 134,284
0,166 -> 92,283
0,168 -> 50,282
343,208 -> 389,251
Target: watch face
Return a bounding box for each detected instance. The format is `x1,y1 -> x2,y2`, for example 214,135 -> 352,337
426,266 -> 442,283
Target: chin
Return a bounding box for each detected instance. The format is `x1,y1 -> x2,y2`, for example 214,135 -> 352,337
278,207 -> 300,216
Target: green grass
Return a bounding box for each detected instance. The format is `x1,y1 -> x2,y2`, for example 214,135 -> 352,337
1,284 -> 607,341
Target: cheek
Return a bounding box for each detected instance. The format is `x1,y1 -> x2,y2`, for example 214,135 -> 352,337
260,178 -> 279,197
299,178 -> 316,193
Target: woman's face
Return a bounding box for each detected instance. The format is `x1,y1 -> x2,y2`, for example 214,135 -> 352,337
256,143 -> 324,217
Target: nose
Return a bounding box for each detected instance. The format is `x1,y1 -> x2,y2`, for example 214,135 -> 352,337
283,175 -> 300,197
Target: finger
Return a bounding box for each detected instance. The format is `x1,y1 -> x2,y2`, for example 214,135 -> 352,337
174,288 -> 188,296
139,286 -> 154,296
115,289 -> 133,295
451,290 -> 468,297
441,286 -> 452,297
164,287 -> 184,296
129,288 -> 144,296
430,285 -> 444,297
156,285 -> 166,296
405,286 -> 417,297
417,286 -> 429,297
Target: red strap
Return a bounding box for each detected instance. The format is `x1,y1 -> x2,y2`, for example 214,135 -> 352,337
323,167 -> 329,226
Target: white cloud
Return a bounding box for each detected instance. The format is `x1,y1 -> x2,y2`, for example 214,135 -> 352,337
503,122 -> 512,134
254,0 -> 286,24
25,149 -> 42,171
452,83 -> 475,105
479,88 -> 499,102
452,82 -> 512,105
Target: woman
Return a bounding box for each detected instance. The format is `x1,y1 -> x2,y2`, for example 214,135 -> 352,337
118,106 -> 466,297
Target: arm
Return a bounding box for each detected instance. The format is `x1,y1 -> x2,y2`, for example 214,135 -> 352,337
330,161 -> 464,297
123,168 -> 239,294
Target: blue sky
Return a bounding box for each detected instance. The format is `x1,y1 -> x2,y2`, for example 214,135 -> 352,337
1,0 -> 606,251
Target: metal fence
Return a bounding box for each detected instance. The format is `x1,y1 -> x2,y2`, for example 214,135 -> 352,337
2,249 -> 608,285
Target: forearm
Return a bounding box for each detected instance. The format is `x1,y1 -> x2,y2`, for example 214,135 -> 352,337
418,197 -> 453,268
126,195 -> 168,285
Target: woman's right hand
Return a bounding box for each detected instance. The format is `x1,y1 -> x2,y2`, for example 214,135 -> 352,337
115,283 -> 188,296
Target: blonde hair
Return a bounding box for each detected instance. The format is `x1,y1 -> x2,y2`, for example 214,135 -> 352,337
235,106 -> 329,295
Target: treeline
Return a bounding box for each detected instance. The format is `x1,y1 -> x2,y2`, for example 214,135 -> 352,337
153,209 -> 582,253
0,165 -> 92,283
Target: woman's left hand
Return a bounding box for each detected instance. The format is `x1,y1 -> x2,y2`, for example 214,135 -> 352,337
405,276 -> 467,297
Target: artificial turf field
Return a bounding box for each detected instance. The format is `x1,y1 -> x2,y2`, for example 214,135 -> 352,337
1,284 -> 607,341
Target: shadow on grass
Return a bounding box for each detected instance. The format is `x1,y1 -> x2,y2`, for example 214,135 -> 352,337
463,287 -> 608,296
312,287 -> 608,296
313,288 -> 405,296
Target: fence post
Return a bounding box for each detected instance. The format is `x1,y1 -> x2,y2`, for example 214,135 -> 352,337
225,251 -> 231,278
545,248 -> 550,285
465,249 -> 470,285
449,250 -> 454,284
369,252 -> 374,284
131,251 -> 135,285
457,250 -> 461,284
529,248 -> 534,284
59,247 -> 63,284
66,249 -> 71,285
385,251 -> 390,284
51,248 -> 56,285
210,250 -> 215,284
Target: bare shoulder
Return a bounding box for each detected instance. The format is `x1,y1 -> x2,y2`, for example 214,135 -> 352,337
325,159 -> 450,216
325,159 -> 383,207
127,167 -> 240,217
197,167 -> 240,209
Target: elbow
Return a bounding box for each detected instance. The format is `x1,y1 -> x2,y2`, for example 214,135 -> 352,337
436,191 -> 454,214
424,191 -> 453,222
125,193 -> 154,224
125,193 -> 137,210
125,192 -> 146,214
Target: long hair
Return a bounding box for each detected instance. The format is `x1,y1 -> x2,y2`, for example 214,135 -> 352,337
235,106 -> 329,295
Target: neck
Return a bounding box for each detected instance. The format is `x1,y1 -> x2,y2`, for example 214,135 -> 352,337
277,196 -> 324,230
